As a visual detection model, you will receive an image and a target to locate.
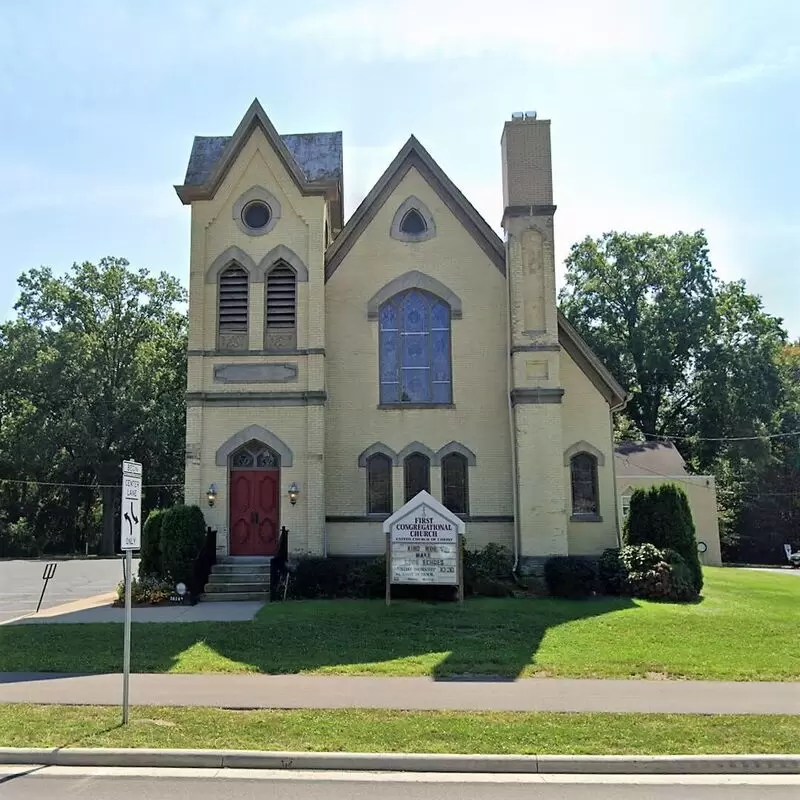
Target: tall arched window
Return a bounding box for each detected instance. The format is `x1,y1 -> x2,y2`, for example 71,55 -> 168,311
379,290 -> 451,404
265,262 -> 297,350
404,452 -> 430,502
218,264 -> 249,350
366,453 -> 392,515
570,453 -> 599,516
441,453 -> 469,515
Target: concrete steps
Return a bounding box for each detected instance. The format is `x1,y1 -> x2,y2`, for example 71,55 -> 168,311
201,591 -> 270,602
200,557 -> 271,603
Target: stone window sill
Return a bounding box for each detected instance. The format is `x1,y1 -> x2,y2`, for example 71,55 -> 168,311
378,403 -> 455,410
570,513 -> 603,523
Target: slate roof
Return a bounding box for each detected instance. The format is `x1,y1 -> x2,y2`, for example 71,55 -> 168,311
614,441 -> 689,477
183,131 -> 343,187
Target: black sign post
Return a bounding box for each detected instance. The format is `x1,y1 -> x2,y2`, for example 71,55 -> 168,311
36,562 -> 57,614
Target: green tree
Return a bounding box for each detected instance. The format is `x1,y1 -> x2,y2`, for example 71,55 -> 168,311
560,231 -> 785,462
0,257 -> 187,555
559,231 -> 717,438
560,230 -> 793,563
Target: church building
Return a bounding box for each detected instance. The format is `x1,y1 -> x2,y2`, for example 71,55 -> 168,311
176,99 -> 628,575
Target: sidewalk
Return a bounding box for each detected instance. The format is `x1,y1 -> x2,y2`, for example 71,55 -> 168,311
2,600 -> 265,625
1,673 -> 798,715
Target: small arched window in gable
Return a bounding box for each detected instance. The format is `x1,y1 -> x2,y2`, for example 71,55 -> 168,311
390,196 -> 436,242
400,209 -> 427,236
218,264 -> 249,350
570,452 -> 599,517
265,262 -> 297,350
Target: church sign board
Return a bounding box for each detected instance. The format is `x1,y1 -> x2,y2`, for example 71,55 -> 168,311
383,491 -> 465,604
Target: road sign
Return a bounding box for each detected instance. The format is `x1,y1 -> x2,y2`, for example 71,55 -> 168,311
121,460 -> 142,550
120,459 -> 142,726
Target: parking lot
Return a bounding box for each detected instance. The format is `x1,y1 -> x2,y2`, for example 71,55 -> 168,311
0,557 -> 138,623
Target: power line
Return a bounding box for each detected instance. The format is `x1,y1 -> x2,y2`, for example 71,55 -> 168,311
641,429 -> 800,443
0,478 -> 182,489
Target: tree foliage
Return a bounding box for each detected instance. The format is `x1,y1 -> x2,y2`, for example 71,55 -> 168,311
0,257 -> 187,556
560,230 -> 797,563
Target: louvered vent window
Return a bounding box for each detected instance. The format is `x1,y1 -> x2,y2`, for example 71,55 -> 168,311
218,266 -> 248,350
265,263 -> 297,350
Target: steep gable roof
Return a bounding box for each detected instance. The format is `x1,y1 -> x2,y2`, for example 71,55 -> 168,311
175,99 -> 343,228
614,441 -> 689,477
325,135 -> 505,279
326,135 -> 628,408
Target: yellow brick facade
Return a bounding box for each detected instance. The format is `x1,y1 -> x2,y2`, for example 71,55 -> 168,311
178,102 -> 627,565
561,352 -> 620,555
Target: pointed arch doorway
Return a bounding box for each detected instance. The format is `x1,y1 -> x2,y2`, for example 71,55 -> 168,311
228,441 -> 280,556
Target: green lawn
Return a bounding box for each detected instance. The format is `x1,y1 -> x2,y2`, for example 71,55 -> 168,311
0,567 -> 797,680
1,705 -> 799,754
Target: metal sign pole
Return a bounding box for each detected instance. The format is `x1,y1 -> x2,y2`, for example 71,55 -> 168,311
36,563 -> 57,614
385,532 -> 391,606
120,459 -> 142,726
122,548 -> 132,724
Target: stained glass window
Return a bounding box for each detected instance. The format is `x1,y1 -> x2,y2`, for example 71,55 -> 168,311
570,453 -> 599,515
379,290 -> 451,404
230,441 -> 280,470
366,453 -> 392,514
404,453 -> 430,502
441,453 -> 469,515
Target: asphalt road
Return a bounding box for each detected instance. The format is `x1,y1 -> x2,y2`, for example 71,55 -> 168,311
0,558 -> 138,623
1,768 -> 799,799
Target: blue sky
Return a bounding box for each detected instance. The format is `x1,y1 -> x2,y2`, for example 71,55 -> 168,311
1,0 -> 798,335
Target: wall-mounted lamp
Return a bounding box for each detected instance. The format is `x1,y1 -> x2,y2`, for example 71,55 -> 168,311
288,482 -> 300,505
207,483 -> 218,508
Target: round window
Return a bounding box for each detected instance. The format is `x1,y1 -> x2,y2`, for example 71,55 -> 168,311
242,200 -> 271,230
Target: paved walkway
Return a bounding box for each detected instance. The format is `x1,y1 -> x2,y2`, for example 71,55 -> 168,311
3,600 -> 265,625
1,673 -> 798,715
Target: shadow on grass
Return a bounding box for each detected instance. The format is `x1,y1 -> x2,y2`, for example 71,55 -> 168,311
0,594 -> 637,680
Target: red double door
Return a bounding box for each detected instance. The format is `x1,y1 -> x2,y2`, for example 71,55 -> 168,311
229,470 -> 279,556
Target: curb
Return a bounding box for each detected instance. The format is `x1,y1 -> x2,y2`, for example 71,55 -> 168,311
0,748 -> 798,774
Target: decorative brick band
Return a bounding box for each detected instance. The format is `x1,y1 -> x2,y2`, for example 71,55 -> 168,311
510,388 -> 564,405
186,391 -> 326,407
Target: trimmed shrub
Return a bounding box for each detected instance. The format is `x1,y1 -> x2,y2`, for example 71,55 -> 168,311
543,556 -> 597,599
625,483 -> 703,593
159,504 -> 207,587
604,543 -> 699,603
471,576 -> 514,597
462,543 -> 514,595
663,549 -> 699,602
287,556 -> 388,600
348,556 -> 387,598
288,545 -> 515,601
138,509 -> 164,579
598,548 -> 624,595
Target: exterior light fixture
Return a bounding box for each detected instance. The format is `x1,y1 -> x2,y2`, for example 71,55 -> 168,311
288,482 -> 300,505
207,483 -> 218,507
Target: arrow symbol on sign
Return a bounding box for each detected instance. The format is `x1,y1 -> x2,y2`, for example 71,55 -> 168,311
130,503 -> 138,525
124,511 -> 132,536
